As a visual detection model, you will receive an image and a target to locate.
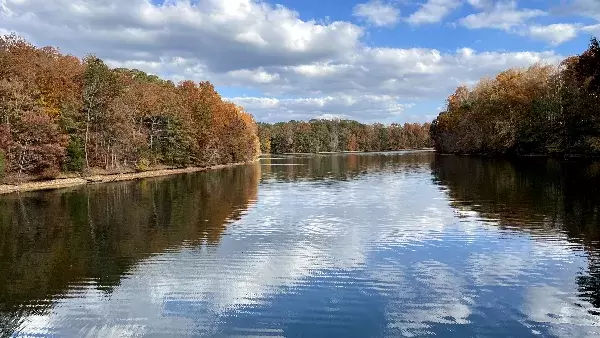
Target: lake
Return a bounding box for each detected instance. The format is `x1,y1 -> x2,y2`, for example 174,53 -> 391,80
1,151 -> 599,337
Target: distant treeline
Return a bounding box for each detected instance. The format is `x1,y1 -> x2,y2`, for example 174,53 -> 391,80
0,35 -> 259,180
258,120 -> 431,154
431,38 -> 600,156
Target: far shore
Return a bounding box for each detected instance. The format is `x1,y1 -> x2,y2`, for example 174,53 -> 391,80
261,148 -> 435,156
0,160 -> 257,195
435,152 -> 600,159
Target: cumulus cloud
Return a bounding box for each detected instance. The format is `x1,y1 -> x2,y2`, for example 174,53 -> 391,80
230,95 -> 415,123
0,0 -> 363,72
353,0 -> 401,27
0,0 -> 564,123
460,1 -> 546,30
582,24 -> 600,36
566,0 -> 600,21
527,24 -> 579,46
407,0 -> 462,25
273,47 -> 559,98
466,0 -> 494,9
224,47 -> 561,122
461,1 -> 583,46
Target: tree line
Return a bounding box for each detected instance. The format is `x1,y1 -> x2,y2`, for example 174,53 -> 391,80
431,37 -> 600,156
0,35 -> 260,180
258,120 -> 432,154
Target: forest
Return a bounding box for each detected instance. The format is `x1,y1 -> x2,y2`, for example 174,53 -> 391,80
431,37 -> 600,156
6,34 -> 598,183
0,35 -> 260,181
258,120 -> 431,154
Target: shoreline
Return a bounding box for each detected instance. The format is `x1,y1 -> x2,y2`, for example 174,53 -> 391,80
0,160 -> 256,195
435,152 -> 600,159
262,148 -> 435,156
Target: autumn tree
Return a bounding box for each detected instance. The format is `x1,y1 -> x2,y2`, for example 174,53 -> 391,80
0,35 -> 261,181
431,37 -> 600,156
260,119 -> 432,154
7,112 -> 68,176
258,123 -> 272,154
82,56 -> 121,168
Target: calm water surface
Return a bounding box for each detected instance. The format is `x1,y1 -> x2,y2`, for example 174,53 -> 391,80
1,152 -> 600,337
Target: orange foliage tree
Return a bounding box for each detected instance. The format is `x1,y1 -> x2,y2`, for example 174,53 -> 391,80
431,38 -> 600,156
0,35 -> 260,180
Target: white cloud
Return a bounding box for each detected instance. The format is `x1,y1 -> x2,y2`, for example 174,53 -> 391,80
466,0 -> 494,9
461,1 -> 545,30
407,0 -> 462,25
227,68 -> 280,84
315,113 -> 351,120
353,0 -> 401,27
229,95 -> 415,122
567,0 -> 600,21
0,0 -> 363,71
582,24 -> 600,36
527,24 -> 579,46
461,1 -> 580,46
223,48 -> 561,122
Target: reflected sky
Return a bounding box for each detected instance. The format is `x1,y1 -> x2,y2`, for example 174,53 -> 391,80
4,152 -> 600,337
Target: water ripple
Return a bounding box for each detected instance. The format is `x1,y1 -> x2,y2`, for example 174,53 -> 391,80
2,152 -> 600,337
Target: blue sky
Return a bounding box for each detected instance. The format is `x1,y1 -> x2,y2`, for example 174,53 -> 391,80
1,0 -> 599,123
276,0 -> 596,53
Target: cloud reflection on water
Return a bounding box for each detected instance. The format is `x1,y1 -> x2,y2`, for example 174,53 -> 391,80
10,152 -> 600,336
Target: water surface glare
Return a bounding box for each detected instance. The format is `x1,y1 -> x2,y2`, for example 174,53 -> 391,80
1,151 -> 600,337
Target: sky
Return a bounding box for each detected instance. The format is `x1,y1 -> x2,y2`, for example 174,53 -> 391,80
1,0 -> 599,123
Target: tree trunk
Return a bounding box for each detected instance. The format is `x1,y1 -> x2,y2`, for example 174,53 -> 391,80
85,107 -> 91,168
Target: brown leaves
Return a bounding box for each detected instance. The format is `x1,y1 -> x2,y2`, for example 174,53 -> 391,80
0,35 -> 261,178
7,111 -> 68,175
431,37 -> 600,156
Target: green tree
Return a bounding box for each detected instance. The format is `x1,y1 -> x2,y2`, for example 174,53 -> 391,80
259,119 -> 432,154
64,137 -> 85,172
0,151 -> 5,179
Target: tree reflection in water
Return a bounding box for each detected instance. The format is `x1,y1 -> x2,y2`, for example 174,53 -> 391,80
0,164 -> 260,334
431,155 -> 600,313
2,152 -> 600,336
